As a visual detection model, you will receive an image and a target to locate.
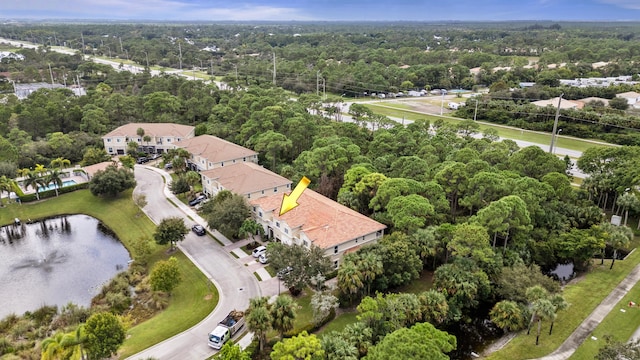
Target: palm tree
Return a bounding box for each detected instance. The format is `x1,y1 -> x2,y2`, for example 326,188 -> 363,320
46,169 -> 64,197
24,171 -> 45,200
418,290 -> 449,325
617,192 -> 640,226
336,261 -> 365,304
34,163 -> 47,176
548,294 -> 569,335
270,294 -> 297,339
185,170 -> 201,197
526,286 -> 549,335
50,157 -> 71,170
356,252 -> 383,296
609,225 -> 634,270
41,332 -> 66,360
533,299 -> 556,345
246,296 -> 272,352
0,175 -> 14,206
17,168 -> 30,178
490,300 -> 525,333
143,135 -> 152,152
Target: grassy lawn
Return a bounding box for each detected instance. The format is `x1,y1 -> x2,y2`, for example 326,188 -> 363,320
569,278 -> 640,359
119,251 -> 218,357
487,249 -> 640,360
364,104 -> 613,153
316,310 -> 358,336
0,189 -> 219,358
391,269 -> 434,294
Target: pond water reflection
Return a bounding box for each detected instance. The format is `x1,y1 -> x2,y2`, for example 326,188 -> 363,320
0,215 -> 131,318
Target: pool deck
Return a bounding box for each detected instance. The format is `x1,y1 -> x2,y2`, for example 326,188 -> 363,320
18,170 -> 89,195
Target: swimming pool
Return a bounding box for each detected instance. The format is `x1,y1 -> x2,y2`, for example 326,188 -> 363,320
38,180 -> 77,192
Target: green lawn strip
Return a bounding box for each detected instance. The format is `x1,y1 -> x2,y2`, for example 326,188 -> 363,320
569,279 -> 640,360
364,104 -> 613,153
487,250 -> 640,360
119,251 -> 219,357
315,311 -> 358,337
392,269 -> 434,294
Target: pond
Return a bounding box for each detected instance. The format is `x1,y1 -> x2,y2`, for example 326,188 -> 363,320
0,215 -> 131,318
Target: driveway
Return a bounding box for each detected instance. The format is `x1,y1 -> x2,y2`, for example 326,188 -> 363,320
127,166 -> 261,360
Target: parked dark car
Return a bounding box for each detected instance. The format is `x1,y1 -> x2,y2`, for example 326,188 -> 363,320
164,162 -> 173,170
136,157 -> 148,164
277,266 -> 293,279
189,195 -> 206,206
192,224 -> 206,236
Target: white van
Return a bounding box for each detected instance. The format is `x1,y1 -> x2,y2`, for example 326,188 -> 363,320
448,102 -> 460,110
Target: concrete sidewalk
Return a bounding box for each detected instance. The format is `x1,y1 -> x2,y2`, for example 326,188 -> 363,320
143,165 -> 233,246
529,263 -> 640,360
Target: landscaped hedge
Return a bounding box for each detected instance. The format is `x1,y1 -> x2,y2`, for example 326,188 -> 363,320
18,183 -> 89,203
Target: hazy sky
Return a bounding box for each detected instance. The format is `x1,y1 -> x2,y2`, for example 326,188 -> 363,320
3,0 -> 640,21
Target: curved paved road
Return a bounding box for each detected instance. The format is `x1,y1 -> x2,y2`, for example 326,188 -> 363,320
127,166 -> 260,360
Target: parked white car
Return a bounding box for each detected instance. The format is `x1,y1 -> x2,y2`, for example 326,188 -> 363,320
252,246 -> 267,258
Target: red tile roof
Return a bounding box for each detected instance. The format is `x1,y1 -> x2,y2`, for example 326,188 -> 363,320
200,162 -> 291,195
103,123 -> 194,138
251,189 -> 386,249
176,135 -> 257,164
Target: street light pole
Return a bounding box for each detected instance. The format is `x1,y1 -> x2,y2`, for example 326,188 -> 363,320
440,92 -> 445,115
549,94 -> 564,153
474,98 -> 479,121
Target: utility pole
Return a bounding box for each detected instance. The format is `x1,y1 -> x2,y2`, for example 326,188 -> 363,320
549,93 -> 564,153
272,52 -> 276,86
80,32 -> 85,54
144,51 -> 149,68
210,58 -> 214,78
178,42 -> 183,70
119,37 -> 123,52
48,63 -> 54,85
316,70 -> 320,96
322,77 -> 326,100
473,98 -> 479,121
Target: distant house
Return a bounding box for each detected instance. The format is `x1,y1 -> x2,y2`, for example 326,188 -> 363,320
200,162 -> 291,200
531,97 -> 582,110
250,189 -> 387,267
519,82 -> 536,88
616,91 -> 640,106
173,135 -> 258,172
576,97 -> 610,107
102,123 -> 195,155
0,51 -> 25,61
14,82 -> 65,99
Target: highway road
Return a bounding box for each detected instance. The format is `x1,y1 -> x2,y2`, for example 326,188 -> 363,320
128,166 -> 260,360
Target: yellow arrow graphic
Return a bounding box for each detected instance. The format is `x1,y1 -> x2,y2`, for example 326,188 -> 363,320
279,176 -> 311,216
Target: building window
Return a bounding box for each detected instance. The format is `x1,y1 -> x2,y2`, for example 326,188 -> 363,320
334,260 -> 339,268
209,162 -> 212,167
221,162 -> 224,166
261,190 -> 264,195
276,222 -> 280,228
108,147 -> 113,152
274,187 -> 277,192
334,246 -> 338,254
377,230 -> 383,236
117,139 -> 121,142
253,207 -> 256,211
107,139 -> 111,142
138,138 -> 141,142
233,159 -> 236,163
243,157 -> 246,161
303,240 -> 308,247
177,138 -> 181,141
207,180 -> 210,184
258,211 -> 262,217
284,228 -> 288,234
287,184 -> 290,188
167,138 -> 171,142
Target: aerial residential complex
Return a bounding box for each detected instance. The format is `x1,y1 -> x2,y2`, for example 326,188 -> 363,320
102,123 -> 386,262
